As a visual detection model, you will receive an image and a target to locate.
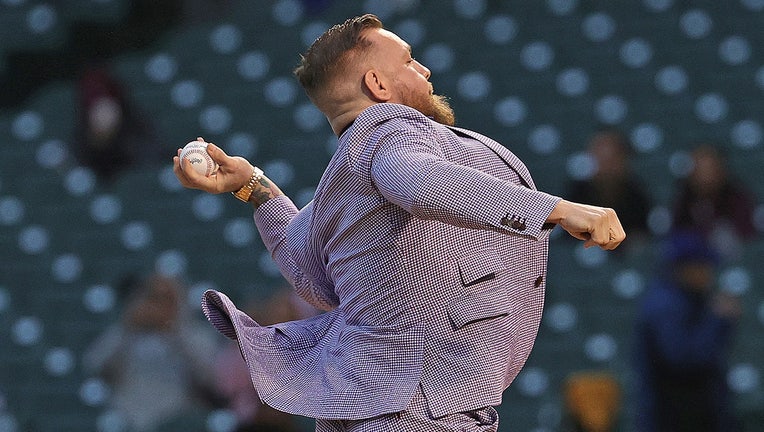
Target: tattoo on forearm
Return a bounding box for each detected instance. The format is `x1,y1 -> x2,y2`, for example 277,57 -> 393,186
251,190 -> 273,207
249,176 -> 283,207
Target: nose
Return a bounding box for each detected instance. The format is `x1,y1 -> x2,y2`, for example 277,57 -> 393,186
415,60 -> 431,79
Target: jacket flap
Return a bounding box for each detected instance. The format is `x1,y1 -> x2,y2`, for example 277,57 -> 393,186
448,286 -> 515,329
457,248 -> 506,286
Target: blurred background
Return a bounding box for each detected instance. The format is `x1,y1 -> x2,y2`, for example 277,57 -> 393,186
0,0 -> 762,431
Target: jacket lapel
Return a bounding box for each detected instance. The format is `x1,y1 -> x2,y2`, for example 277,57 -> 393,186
447,126 -> 536,190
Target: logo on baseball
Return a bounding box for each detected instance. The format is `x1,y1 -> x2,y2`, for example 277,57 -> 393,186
180,141 -> 219,177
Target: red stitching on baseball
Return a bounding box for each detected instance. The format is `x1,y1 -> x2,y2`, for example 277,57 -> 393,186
184,148 -> 215,175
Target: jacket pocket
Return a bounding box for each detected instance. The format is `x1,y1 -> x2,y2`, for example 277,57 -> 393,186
449,249 -> 513,329
448,287 -> 516,329
457,248 -> 506,287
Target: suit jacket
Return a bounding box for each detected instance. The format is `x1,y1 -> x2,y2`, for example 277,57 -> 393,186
202,103 -> 561,420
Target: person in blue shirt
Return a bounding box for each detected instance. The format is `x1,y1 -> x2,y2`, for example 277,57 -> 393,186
633,229 -> 741,432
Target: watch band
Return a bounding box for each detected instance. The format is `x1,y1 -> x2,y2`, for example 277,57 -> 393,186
232,166 -> 264,203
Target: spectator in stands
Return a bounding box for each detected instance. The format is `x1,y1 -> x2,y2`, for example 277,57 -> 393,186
73,64 -> 161,183
83,273 -> 218,432
672,144 -> 757,261
566,127 -> 651,247
633,229 -> 742,432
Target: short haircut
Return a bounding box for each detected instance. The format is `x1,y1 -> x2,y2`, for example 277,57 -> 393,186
293,14 -> 383,103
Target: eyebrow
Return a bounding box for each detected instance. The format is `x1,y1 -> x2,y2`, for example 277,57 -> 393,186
404,43 -> 412,55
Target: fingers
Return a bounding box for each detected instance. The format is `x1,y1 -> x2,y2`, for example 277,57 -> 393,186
557,202 -> 625,250
586,208 -> 625,250
587,207 -> 611,246
172,154 -> 190,186
608,210 -> 626,248
205,142 -> 229,167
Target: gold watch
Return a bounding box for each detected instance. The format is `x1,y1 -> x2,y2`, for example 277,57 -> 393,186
232,166 -> 264,203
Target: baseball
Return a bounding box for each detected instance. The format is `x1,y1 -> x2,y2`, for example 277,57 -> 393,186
180,141 -> 219,177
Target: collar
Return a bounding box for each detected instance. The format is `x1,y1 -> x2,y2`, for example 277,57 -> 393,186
337,119 -> 355,138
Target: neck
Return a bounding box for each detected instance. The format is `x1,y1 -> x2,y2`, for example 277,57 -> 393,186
330,112 -> 359,136
328,97 -> 379,135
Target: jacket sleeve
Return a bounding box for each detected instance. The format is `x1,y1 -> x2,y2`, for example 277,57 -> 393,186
254,196 -> 339,311
370,124 -> 560,240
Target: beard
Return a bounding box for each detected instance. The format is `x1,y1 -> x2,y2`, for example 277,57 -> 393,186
397,82 -> 456,126
427,94 -> 456,126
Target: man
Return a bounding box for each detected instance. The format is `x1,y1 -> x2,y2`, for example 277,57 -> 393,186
173,14 -> 625,432
634,230 -> 741,432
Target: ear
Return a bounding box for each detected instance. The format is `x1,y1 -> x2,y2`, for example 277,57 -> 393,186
363,69 -> 392,102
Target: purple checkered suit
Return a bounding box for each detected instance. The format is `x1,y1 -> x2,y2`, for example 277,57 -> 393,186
202,103 -> 561,423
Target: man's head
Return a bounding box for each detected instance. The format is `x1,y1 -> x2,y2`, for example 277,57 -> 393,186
664,230 -> 718,294
294,14 -> 381,104
588,127 -> 630,179
688,144 -> 727,197
294,14 -> 454,133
